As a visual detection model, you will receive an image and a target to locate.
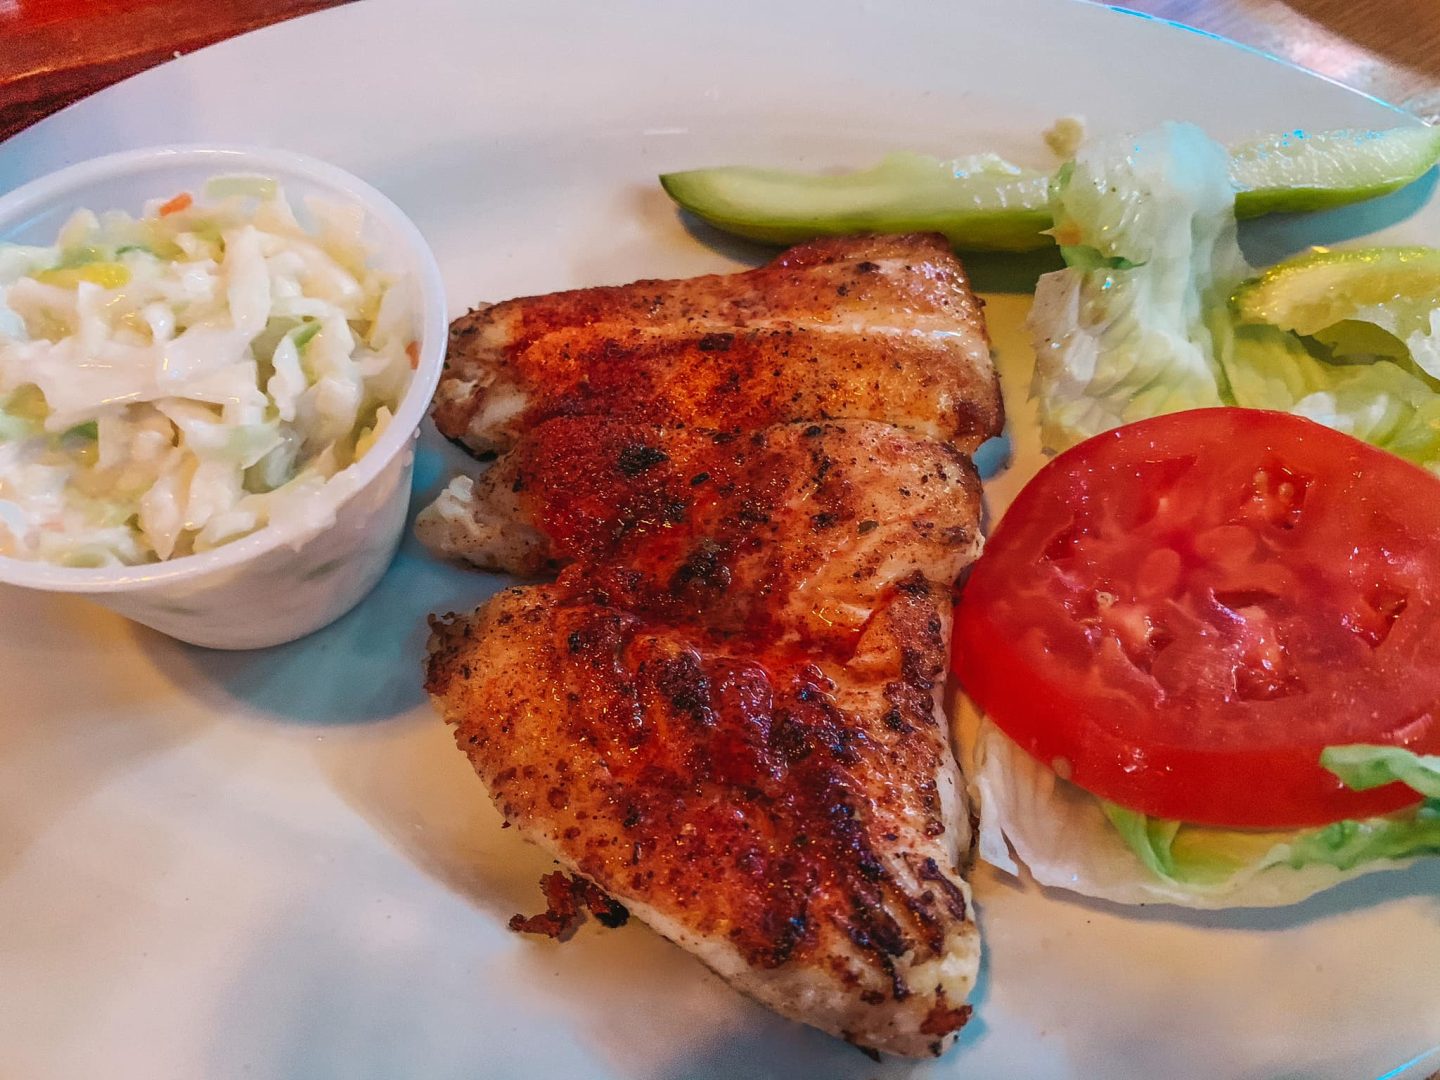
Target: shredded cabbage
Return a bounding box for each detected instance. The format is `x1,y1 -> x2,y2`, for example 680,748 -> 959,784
0,179 -> 416,566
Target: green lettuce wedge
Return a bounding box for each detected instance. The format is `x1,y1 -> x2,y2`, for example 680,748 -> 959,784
1026,121 -> 1242,450
1026,121 -> 1440,472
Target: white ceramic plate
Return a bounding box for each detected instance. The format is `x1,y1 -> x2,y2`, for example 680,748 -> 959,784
2,3 -> 1438,1077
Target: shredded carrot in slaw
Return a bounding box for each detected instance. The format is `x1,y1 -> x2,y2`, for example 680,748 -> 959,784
158,192 -> 193,217
406,341 -> 420,369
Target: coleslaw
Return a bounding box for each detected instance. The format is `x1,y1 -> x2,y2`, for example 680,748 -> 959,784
0,177 -> 415,566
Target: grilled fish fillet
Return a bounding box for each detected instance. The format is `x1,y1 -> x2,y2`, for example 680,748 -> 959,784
431,233 -> 1000,456
424,236 -> 998,1056
426,419 -> 983,1057
415,416 -> 980,591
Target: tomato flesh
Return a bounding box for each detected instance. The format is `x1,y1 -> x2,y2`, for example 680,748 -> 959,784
954,408 -> 1440,828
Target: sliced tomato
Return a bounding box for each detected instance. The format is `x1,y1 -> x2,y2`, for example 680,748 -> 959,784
954,408 -> 1440,828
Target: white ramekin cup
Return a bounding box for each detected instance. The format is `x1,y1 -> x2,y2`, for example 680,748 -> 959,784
0,145 -> 447,649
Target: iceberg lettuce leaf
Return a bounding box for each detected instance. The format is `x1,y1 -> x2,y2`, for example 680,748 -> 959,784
1100,800 -> 1440,888
1218,316 -> 1440,469
971,711 -> 1440,907
1099,744 -> 1440,890
1027,122 -> 1245,451
1320,745 -> 1440,798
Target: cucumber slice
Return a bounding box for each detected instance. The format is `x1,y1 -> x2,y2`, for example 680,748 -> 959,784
1229,126 -> 1440,218
660,152 -> 1054,253
661,127 -> 1440,253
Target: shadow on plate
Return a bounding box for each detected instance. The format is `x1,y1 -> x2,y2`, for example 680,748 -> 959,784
204,866 -> 975,1080
971,857 -> 1440,1080
673,210 -> 778,269
307,697 -> 995,1080
1134,857 -> 1440,930
640,1017 -> 951,1080
315,712 -> 560,925
1240,168 -> 1438,265
129,434 -> 500,728
979,848 -> 1440,932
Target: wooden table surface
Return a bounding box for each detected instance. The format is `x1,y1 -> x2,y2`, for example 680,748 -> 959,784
1,0 -> 1437,143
